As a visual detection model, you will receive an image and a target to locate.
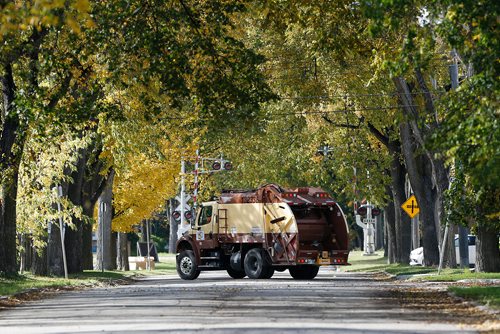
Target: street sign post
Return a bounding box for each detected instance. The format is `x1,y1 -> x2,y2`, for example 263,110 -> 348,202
401,195 -> 419,218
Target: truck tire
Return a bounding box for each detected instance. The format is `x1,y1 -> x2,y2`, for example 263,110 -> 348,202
227,267 -> 246,279
244,248 -> 270,279
177,250 -> 201,280
289,265 -> 319,280
261,267 -> 275,279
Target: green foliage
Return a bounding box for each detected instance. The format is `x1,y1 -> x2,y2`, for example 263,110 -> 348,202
198,2 -> 396,209
437,75 -> 499,190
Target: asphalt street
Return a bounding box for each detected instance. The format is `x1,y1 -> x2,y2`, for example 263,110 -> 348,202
0,269 -> 496,334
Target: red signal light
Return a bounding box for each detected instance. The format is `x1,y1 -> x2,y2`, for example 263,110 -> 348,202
212,161 -> 221,170
172,211 -> 181,221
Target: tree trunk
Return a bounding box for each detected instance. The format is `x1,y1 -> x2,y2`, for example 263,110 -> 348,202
384,190 -> 397,264
64,147 -> 88,274
399,122 -> 440,266
82,220 -> 94,270
375,214 -> 384,250
389,153 -> 412,263
81,140 -> 106,270
140,220 -> 148,242
476,224 -> 500,272
117,232 -> 129,271
96,169 -> 115,270
383,216 -> 388,257
47,221 -> 65,276
31,243 -> 48,276
0,62 -> 20,276
365,123 -> 411,263
20,234 -> 32,273
82,187 -> 98,271
110,232 -> 117,270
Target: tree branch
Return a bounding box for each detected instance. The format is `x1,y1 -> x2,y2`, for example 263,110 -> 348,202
366,122 -> 390,148
415,67 -> 438,127
321,115 -> 363,129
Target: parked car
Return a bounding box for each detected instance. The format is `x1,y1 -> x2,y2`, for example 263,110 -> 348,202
409,235 -> 476,267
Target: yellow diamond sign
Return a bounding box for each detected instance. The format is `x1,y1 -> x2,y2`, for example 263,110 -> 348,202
401,195 -> 419,218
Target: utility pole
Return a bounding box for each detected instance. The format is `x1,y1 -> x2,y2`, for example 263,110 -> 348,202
450,49 -> 469,269
193,150 -> 200,212
439,49 -> 464,274
180,159 -> 186,233
406,176 -> 419,249
100,202 -> 106,273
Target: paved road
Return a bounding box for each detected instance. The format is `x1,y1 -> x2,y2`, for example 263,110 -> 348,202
0,269 -> 496,334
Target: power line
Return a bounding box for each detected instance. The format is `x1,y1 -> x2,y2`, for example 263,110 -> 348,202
158,104 -> 419,122
270,105 -> 418,116
278,91 -> 445,100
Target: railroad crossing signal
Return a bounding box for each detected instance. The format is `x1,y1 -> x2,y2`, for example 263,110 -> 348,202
401,195 -> 419,218
173,194 -> 192,223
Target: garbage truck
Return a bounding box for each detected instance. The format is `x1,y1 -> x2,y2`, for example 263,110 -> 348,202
175,184 -> 350,280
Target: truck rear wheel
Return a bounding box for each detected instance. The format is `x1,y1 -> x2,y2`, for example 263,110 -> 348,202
289,265 -> 319,280
261,267 -> 275,279
227,267 -> 246,279
177,250 -> 201,280
244,248 -> 272,279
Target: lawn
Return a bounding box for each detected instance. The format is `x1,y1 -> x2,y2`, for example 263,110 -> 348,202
449,286 -> 500,309
343,250 -> 500,310
0,253 -> 178,297
344,250 -> 500,281
343,250 -> 436,276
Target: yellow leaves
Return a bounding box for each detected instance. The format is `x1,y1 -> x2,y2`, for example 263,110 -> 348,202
66,16 -> 82,35
112,150 -> 179,232
17,127 -> 89,242
74,0 -> 91,13
0,0 -> 94,40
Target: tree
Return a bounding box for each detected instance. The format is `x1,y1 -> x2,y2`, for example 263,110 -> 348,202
2,0 -> 274,275
0,1 -> 95,275
360,0 -> 499,270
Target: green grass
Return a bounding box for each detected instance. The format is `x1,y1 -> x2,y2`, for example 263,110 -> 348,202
344,250 -> 500,309
415,270 -> 500,282
344,250 -> 500,281
343,250 -> 435,275
0,275 -> 106,297
0,253 -> 179,297
449,286 -> 500,309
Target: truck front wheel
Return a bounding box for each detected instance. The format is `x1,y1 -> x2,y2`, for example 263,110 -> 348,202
289,265 -> 319,280
177,250 -> 201,280
244,248 -> 271,279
